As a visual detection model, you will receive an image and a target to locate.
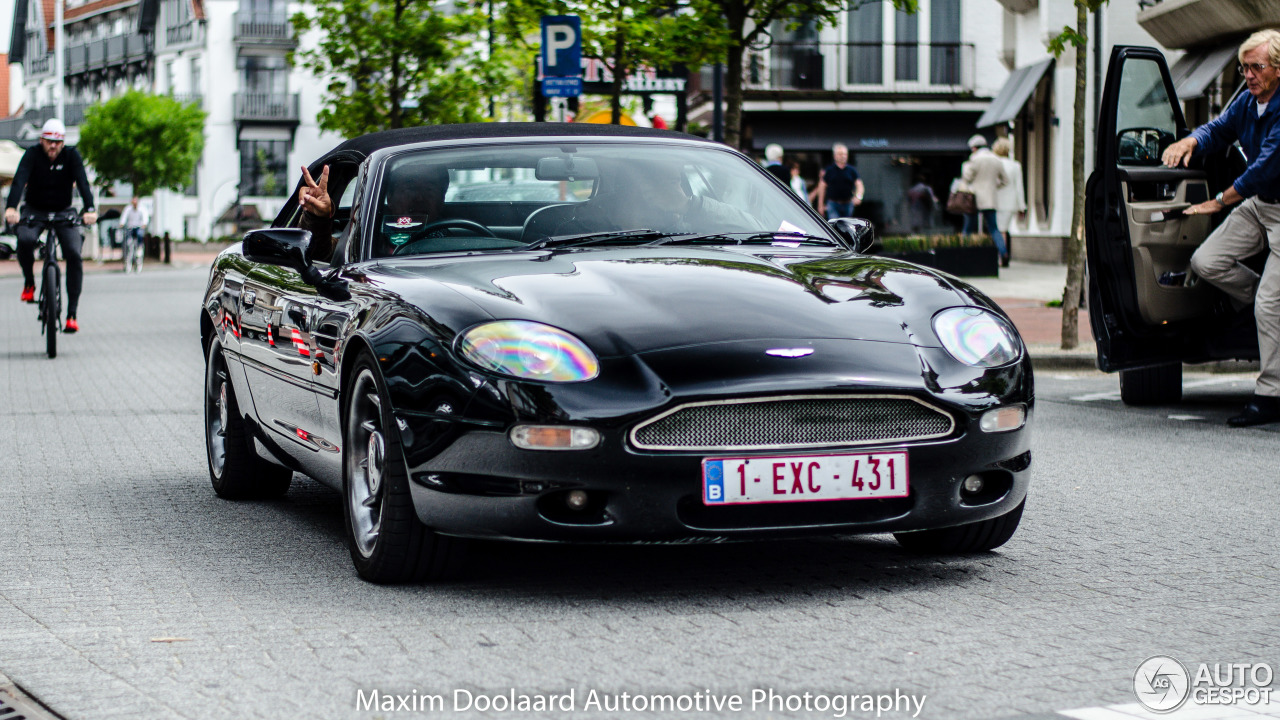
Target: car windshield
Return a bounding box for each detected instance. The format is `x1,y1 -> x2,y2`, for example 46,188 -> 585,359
371,141 -> 833,258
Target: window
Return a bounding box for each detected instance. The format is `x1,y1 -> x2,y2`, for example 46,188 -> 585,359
241,140 -> 289,197
930,0 -> 961,85
190,57 -> 202,95
239,55 -> 287,95
895,7 -> 918,82
846,2 -> 882,85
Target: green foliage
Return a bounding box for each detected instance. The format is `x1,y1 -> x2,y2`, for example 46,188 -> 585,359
879,234 -> 994,253
77,91 -> 206,198
291,0 -> 522,136
1046,0 -> 1107,57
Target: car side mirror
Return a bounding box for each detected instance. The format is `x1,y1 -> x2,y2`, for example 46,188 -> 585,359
244,227 -> 312,268
829,217 -> 875,253
243,228 -> 350,301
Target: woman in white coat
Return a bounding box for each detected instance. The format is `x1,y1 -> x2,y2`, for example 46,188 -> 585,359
992,138 -> 1026,268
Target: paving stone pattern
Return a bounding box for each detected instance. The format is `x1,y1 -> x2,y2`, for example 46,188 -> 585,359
0,268 -> 1276,720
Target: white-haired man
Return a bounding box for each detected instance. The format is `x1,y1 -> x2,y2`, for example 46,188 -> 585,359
1166,29 -> 1280,426
815,143 -> 864,219
762,143 -> 789,184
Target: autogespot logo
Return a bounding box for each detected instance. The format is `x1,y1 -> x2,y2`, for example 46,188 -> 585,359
1134,656 -> 1191,713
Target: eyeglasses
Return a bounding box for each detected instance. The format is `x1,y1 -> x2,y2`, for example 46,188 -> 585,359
1239,62 -> 1274,75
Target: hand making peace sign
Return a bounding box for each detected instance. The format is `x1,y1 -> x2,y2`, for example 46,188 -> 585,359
299,165 -> 333,219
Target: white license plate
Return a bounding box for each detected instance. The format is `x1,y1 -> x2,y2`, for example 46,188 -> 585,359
702,451 -> 909,505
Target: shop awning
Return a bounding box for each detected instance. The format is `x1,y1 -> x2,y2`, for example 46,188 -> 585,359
976,58 -> 1054,129
747,110 -> 985,153
1169,44 -> 1238,99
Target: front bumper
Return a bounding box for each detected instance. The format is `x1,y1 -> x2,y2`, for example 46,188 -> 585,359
404,420 -> 1031,543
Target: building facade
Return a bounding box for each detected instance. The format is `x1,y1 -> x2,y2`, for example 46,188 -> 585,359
733,0 -> 1010,238
6,0 -> 338,240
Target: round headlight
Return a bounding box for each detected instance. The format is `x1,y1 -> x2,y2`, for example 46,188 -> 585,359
457,321 -> 600,382
932,307 -> 1022,368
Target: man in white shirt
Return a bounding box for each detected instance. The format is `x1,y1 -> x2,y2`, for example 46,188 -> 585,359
119,196 -> 149,273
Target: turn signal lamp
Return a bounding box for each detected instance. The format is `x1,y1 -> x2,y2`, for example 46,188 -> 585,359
979,406 -> 1025,433
510,425 -> 600,450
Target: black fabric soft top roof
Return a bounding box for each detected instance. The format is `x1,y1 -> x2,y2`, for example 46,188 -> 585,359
323,122 -> 714,160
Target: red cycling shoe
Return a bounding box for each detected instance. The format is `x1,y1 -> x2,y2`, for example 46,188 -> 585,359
20,284 -> 34,303
64,317 -> 79,333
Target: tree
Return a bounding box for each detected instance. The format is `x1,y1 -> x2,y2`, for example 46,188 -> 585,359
692,0 -> 918,149
500,0 -> 726,125
77,91 -> 206,198
291,0 -> 521,137
1047,0 -> 1107,350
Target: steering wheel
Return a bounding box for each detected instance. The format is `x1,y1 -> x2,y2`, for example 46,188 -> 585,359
393,219 -> 496,255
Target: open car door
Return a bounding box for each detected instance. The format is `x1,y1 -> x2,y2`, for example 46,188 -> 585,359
1087,45 -> 1249,404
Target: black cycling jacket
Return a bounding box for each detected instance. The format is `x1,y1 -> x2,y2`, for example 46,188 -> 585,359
5,145 -> 95,213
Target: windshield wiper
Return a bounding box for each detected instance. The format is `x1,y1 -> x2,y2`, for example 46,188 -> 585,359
649,231 -> 841,248
527,228 -> 682,249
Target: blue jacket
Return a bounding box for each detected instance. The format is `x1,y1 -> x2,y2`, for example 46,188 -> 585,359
1191,90 -> 1280,199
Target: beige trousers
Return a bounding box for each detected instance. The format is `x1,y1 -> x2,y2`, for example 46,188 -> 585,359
1189,197 -> 1280,396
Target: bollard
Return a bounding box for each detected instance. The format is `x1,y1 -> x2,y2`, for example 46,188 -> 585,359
164,232 -> 171,264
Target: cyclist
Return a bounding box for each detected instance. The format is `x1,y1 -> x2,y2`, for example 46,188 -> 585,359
119,196 -> 149,272
4,119 -> 98,333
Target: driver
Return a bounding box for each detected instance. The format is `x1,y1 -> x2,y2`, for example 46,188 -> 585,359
298,164 -> 452,259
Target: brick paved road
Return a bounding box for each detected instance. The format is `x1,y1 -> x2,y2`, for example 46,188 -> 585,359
0,266 -> 1276,720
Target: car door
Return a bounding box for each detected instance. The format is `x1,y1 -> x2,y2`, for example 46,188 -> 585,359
1087,45 -> 1245,371
237,159 -> 363,476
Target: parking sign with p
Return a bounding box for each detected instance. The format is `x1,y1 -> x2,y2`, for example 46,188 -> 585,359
541,16 -> 581,77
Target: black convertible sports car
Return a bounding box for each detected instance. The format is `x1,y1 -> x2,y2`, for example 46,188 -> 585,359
201,123 -> 1033,583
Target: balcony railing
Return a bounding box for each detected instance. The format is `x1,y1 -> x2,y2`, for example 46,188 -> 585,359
745,42 -> 975,94
234,92 -> 300,122
165,21 -> 205,47
170,93 -> 204,108
66,34 -> 153,75
0,102 -> 90,140
233,12 -> 294,43
26,52 -> 53,77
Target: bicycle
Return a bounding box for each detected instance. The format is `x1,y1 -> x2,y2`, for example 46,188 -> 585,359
121,226 -> 144,274
22,209 -> 81,359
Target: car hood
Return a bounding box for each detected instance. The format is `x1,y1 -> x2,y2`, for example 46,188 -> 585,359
371,246 -> 974,357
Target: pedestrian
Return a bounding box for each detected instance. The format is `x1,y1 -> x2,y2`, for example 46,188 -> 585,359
992,138 -> 1025,267
1170,29 -> 1280,426
905,173 -> 937,233
762,143 -> 789,184
788,161 -> 808,200
960,134 -> 1008,265
815,143 -> 864,219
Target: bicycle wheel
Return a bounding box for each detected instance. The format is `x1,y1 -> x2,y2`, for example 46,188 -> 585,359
43,262 -> 59,358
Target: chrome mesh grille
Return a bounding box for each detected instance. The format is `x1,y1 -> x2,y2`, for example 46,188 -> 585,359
630,395 -> 954,451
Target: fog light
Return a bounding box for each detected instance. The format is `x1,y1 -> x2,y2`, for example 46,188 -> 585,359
979,405 -> 1026,433
509,425 -> 600,450
962,475 -> 984,493
565,490 -> 590,510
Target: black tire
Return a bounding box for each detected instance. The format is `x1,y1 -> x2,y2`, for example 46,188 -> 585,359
43,263 -> 59,359
894,499 -> 1025,554
204,337 -> 292,499
1119,363 -> 1182,406
343,352 -> 465,583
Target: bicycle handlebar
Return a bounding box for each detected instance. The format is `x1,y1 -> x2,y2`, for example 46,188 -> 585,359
21,209 -> 83,228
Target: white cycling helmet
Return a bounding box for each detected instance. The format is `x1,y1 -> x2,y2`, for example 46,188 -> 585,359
40,118 -> 66,142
